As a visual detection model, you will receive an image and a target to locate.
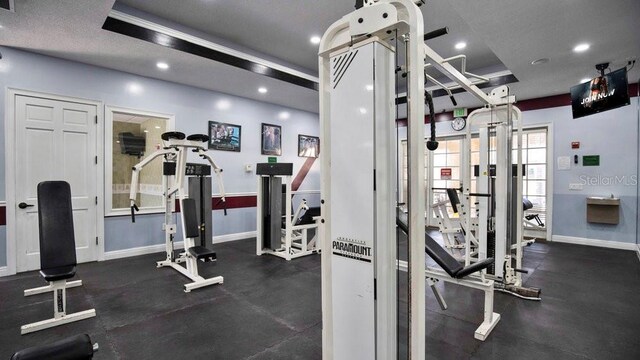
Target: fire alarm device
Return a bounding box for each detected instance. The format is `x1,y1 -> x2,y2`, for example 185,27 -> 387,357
571,142 -> 580,149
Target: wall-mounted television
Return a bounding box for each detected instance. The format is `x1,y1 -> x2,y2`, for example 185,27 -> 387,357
118,132 -> 146,157
570,67 -> 630,119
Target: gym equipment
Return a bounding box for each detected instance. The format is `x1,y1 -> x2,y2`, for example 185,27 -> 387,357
130,131 -> 227,292
457,109 -> 542,299
396,213 -> 499,341
319,1 -> 525,358
11,334 -> 99,360
21,181 -> 96,335
256,163 -> 320,260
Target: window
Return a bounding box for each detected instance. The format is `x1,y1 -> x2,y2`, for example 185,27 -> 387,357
432,137 -> 463,217
400,127 -> 549,230
105,106 -> 174,215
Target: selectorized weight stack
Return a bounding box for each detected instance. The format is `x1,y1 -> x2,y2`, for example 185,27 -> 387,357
256,163 -> 320,260
186,163 -> 217,251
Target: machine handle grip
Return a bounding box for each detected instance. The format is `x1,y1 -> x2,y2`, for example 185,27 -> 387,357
130,204 -> 139,223
214,198 -> 228,216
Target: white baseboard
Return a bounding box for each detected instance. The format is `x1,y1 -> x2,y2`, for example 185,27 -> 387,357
551,235 -> 637,251
213,231 -> 256,244
0,266 -> 9,277
636,244 -> 640,262
103,241 -> 184,261
102,231 -> 256,261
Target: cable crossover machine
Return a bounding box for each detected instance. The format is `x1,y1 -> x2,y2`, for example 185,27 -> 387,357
129,131 -> 227,292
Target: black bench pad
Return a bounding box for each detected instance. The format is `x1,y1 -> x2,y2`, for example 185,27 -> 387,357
397,216 -> 494,279
188,246 -> 217,262
11,334 -> 94,360
40,265 -> 76,282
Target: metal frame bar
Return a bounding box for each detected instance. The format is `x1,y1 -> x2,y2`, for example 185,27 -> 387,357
397,260 -> 500,341
21,280 -> 96,335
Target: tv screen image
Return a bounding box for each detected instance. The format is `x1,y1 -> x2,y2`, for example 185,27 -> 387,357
570,67 -> 630,119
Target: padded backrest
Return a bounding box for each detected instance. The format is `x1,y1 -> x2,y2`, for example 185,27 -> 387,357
424,234 -> 463,278
182,199 -> 200,239
37,181 -> 77,270
446,188 -> 460,214
11,334 -> 94,360
297,207 -> 321,225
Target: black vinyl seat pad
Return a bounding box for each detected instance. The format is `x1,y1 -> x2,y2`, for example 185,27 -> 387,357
396,216 -> 494,279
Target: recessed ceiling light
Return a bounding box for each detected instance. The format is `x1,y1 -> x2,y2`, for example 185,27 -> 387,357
365,84 -> 374,91
216,99 -> 231,110
580,78 -> 592,84
279,111 -> 290,120
258,87 -> 268,94
359,107 -> 367,114
454,42 -> 467,50
156,62 -> 169,70
531,58 -> 549,65
310,36 -> 321,45
0,24 -> 4,29
573,43 -> 590,53
143,130 -> 149,133
155,125 -> 161,129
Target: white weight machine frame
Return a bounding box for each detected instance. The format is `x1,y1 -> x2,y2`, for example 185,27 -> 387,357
130,134 -> 227,292
460,97 -> 527,287
21,280 -> 96,335
256,173 -> 320,260
319,0 -> 522,359
397,260 -> 499,341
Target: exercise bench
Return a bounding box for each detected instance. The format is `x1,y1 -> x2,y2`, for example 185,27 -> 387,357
396,216 -> 500,341
21,181 -> 96,335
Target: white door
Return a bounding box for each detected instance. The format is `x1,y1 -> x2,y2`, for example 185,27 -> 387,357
14,95 -> 99,272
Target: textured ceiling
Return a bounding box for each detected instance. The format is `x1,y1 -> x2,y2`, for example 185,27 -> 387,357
0,0 -> 638,114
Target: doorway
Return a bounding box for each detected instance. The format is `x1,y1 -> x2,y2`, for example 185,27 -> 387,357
5,89 -> 103,274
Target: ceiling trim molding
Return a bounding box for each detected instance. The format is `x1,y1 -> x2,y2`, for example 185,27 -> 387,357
103,10 -> 319,90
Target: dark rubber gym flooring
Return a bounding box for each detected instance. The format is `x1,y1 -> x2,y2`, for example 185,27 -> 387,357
0,236 -> 639,359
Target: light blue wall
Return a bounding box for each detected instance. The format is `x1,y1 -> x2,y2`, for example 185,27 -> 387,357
525,105 -> 638,244
398,97 -> 639,244
0,47 -> 320,259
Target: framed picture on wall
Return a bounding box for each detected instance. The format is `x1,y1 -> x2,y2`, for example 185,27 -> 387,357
209,121 -> 241,152
261,123 -> 282,156
298,134 -> 320,158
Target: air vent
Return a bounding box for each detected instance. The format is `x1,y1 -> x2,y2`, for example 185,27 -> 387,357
0,0 -> 14,12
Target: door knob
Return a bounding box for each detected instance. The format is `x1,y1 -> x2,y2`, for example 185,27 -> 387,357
18,202 -> 34,209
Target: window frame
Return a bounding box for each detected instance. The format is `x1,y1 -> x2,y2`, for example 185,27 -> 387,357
401,124 -> 552,241
105,105 -> 175,217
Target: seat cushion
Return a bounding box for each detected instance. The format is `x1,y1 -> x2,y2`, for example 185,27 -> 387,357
40,265 -> 76,282
188,246 -> 217,262
11,334 -> 93,360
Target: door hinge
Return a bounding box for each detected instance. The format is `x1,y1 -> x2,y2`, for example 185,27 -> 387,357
95,156 -> 98,164
95,236 -> 99,245
95,196 -> 98,205
95,115 -> 98,124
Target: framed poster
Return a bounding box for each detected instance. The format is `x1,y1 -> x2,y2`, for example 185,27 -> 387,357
209,121 -> 241,152
261,123 -> 282,156
298,134 -> 319,158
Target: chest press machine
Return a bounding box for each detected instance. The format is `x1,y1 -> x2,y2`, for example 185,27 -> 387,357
129,131 -> 227,292
256,163 -> 320,260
